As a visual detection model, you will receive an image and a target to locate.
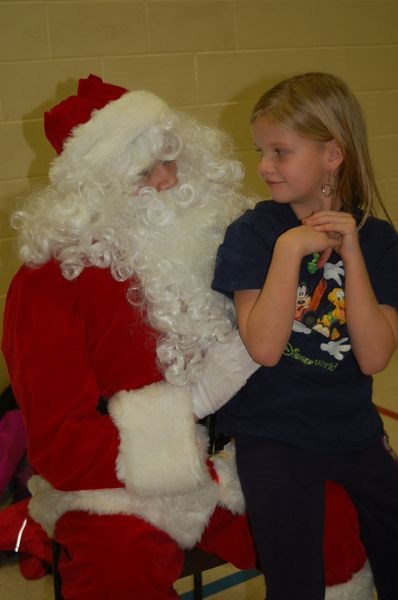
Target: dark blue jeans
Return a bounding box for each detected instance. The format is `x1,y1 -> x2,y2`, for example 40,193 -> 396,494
235,434 -> 398,600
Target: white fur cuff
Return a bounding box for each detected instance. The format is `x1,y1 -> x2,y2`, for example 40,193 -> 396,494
108,381 -> 210,496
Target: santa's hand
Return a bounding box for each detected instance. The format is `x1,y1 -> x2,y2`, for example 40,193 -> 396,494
191,330 -> 259,419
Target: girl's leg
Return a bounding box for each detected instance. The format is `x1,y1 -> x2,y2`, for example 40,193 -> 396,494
336,437 -> 398,600
235,435 -> 325,600
55,511 -> 184,600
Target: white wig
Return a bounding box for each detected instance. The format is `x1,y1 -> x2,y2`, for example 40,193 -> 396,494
12,90 -> 254,384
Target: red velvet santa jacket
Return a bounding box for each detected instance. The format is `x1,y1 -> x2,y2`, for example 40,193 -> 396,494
2,260 -> 247,550
2,260 -> 163,491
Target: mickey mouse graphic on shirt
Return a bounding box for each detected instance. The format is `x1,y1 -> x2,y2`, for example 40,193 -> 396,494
293,254 -> 351,361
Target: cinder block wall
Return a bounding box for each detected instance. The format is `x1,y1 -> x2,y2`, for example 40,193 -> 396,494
1,0 -> 398,396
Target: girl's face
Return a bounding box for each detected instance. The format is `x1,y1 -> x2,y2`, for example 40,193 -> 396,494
251,116 -> 342,218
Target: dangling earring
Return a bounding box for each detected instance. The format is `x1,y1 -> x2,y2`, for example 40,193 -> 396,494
321,172 -> 335,197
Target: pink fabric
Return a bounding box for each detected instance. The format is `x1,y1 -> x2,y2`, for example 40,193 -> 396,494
0,409 -> 27,496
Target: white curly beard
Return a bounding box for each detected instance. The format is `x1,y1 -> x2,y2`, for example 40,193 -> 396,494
126,176 -> 252,385
14,114 -> 255,385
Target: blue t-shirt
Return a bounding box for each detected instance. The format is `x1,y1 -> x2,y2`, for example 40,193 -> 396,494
212,200 -> 398,451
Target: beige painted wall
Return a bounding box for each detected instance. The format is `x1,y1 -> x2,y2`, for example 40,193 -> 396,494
1,0 -> 397,401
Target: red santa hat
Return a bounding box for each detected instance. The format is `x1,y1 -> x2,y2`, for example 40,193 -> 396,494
44,74 -> 128,155
45,75 -> 173,191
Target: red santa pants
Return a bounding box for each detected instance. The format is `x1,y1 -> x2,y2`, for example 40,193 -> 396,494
55,506 -> 257,600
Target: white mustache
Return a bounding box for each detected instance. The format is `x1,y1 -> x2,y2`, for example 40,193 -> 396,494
132,183 -> 196,227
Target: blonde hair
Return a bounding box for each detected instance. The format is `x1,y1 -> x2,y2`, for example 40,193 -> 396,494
251,72 -> 391,227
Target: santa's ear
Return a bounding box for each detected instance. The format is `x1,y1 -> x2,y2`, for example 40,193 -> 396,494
326,139 -> 344,170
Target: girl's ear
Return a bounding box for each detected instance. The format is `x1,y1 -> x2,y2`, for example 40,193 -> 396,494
326,139 -> 344,170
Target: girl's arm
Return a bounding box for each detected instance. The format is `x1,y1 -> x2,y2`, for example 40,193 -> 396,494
235,224 -> 339,366
304,211 -> 398,374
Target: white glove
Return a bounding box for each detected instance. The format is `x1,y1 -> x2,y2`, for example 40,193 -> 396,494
191,330 -> 259,419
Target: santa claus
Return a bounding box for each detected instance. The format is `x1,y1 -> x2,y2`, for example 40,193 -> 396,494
1,75 -> 373,599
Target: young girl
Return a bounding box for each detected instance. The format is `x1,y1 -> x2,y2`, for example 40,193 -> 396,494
212,72 -> 398,599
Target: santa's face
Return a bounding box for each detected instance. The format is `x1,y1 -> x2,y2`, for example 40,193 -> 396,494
140,160 -> 179,191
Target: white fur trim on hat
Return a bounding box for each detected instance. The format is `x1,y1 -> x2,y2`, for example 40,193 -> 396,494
108,381 -> 210,496
49,90 -> 172,191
